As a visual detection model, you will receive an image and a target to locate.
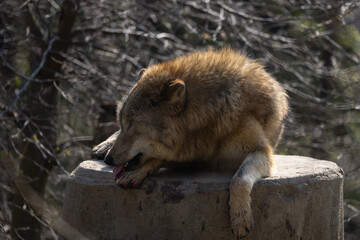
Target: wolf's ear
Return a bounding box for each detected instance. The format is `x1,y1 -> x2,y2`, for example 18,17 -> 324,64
163,79 -> 186,115
166,79 -> 186,104
137,68 -> 146,79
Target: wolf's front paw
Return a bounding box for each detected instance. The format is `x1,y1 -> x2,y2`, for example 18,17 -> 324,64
93,130 -> 120,159
92,142 -> 112,160
115,168 -> 147,188
230,205 -> 253,239
229,178 -> 253,239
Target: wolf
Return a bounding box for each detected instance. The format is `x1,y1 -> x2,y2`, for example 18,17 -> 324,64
93,48 -> 289,238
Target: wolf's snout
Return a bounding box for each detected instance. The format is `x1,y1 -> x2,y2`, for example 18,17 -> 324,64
104,154 -> 114,166
125,152 -> 143,170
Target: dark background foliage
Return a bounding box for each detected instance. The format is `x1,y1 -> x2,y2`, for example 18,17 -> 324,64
0,0 -> 359,239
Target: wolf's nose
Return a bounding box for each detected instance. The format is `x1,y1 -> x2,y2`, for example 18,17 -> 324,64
104,155 -> 114,166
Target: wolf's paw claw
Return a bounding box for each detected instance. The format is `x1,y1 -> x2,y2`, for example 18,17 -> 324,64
116,169 -> 146,188
231,209 -> 253,239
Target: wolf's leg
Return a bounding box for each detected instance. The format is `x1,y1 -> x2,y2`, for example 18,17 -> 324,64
230,144 -> 273,239
116,158 -> 163,188
92,130 -> 120,159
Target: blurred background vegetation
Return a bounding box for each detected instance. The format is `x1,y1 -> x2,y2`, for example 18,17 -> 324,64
0,0 -> 359,239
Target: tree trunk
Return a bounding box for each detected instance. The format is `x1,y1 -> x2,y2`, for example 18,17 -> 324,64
310,8 -> 341,160
11,1 -> 79,239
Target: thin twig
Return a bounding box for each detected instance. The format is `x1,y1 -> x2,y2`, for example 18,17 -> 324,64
0,36 -> 58,118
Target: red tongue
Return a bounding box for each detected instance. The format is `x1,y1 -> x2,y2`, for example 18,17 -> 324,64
113,166 -> 124,179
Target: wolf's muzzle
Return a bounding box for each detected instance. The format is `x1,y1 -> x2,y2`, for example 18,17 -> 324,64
104,155 -> 114,166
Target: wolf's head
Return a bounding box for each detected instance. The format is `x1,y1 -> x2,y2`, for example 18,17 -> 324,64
103,68 -> 187,174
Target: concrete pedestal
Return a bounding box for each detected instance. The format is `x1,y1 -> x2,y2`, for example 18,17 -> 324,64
61,155 -> 344,240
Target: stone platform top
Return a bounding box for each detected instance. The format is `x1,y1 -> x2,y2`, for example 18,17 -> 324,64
67,155 -> 343,190
63,155 -> 344,240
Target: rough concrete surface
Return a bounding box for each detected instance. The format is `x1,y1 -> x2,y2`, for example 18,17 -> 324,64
61,155 -> 344,240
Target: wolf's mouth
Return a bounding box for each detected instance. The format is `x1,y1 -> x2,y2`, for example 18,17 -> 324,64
113,153 -> 143,180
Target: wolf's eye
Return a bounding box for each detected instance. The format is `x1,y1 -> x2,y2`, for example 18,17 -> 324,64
128,120 -> 135,129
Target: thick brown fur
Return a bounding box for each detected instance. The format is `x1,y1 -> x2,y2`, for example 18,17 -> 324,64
93,48 -> 288,238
